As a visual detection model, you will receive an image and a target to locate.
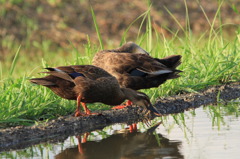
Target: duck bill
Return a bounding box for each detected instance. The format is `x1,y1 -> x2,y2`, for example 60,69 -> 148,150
147,104 -> 161,116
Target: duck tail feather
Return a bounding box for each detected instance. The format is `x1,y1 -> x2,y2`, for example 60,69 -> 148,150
156,55 -> 182,69
30,78 -> 56,86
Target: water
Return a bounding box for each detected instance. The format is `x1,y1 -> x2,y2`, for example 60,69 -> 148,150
1,102 -> 239,159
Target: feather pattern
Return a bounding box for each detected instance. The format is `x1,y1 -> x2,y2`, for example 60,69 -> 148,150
93,42 -> 182,90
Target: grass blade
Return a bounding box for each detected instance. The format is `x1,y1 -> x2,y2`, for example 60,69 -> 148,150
9,45 -> 21,76
90,5 -> 104,50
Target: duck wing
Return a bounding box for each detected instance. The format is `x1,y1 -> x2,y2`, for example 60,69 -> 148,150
30,65 -> 114,100
93,49 -> 182,90
94,52 -> 174,77
43,65 -> 111,81
70,65 -> 112,80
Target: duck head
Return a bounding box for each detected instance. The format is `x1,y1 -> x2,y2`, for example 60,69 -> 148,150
121,88 -> 161,116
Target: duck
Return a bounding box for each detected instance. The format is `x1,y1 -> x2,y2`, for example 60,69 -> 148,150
92,42 -> 182,91
30,65 -> 160,117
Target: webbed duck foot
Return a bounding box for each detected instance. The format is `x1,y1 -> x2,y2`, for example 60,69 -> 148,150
86,112 -> 101,116
112,100 -> 133,109
85,109 -> 101,116
74,111 -> 101,117
111,105 -> 128,109
74,111 -> 87,117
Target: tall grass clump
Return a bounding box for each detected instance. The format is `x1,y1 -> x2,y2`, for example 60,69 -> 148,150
132,1 -> 240,99
0,39 -> 105,127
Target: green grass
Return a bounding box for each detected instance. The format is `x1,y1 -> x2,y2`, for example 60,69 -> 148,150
0,31 -> 239,128
0,3 -> 240,128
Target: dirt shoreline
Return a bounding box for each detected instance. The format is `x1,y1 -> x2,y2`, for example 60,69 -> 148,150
0,82 -> 239,152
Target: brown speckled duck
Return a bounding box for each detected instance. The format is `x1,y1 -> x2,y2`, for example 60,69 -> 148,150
30,65 -> 160,116
93,42 -> 182,90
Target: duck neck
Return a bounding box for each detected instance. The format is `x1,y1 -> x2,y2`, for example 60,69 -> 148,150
120,88 -> 137,103
100,88 -> 130,106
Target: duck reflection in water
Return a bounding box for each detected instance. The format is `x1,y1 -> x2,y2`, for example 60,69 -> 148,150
55,123 -> 183,159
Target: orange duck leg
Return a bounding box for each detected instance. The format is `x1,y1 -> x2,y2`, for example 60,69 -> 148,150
111,100 -> 133,109
111,100 -> 137,132
75,95 -> 99,117
75,95 -> 86,117
76,132 -> 89,155
129,123 -> 137,133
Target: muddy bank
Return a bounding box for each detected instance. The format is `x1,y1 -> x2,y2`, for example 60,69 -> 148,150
0,82 -> 239,152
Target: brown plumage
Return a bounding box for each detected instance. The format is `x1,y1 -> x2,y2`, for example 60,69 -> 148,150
92,42 -> 182,90
30,65 -> 160,116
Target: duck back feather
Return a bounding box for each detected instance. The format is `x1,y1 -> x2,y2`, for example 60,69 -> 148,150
92,42 -> 182,90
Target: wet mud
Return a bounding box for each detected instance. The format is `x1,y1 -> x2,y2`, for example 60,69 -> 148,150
0,82 -> 239,152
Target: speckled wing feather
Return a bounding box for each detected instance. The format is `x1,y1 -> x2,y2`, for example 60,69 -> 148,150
30,65 -> 123,103
93,52 -> 172,76
92,42 -> 182,90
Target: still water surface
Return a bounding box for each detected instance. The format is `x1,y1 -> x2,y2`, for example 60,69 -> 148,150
1,102 -> 239,159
